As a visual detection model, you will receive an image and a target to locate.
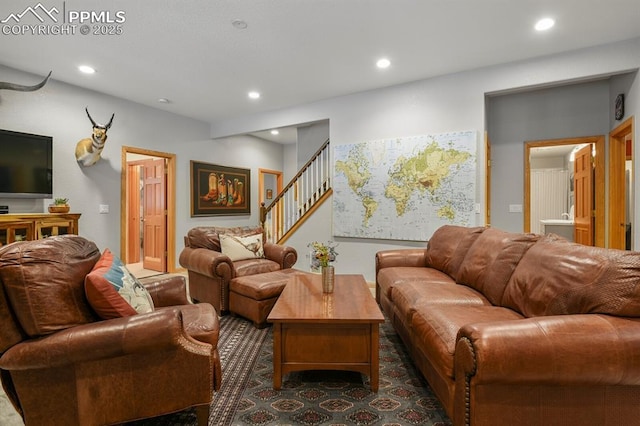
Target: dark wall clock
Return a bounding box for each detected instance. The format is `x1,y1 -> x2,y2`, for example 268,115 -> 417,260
615,94 -> 624,120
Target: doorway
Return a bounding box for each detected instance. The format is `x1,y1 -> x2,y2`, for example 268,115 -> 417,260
120,146 -> 177,274
524,136 -> 605,246
258,168 -> 283,239
608,117 -> 634,249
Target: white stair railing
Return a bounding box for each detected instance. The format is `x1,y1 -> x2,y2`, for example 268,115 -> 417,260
260,139 -> 331,244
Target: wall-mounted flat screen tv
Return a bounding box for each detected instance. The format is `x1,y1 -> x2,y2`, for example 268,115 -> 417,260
0,129 -> 53,198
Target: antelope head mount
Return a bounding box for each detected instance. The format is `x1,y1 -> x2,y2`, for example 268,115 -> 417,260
0,71 -> 51,92
75,107 -> 115,167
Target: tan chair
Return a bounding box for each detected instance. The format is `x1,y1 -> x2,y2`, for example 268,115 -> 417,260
179,226 -> 297,314
0,235 -> 221,426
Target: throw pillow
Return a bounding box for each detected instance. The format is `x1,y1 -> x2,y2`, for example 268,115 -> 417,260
85,249 -> 155,319
220,233 -> 264,261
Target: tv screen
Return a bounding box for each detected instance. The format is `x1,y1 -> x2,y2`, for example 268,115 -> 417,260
0,129 -> 53,198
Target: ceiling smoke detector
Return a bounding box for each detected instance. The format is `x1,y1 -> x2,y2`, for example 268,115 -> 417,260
232,19 -> 248,30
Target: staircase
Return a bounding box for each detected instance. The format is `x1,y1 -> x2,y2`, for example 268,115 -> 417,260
260,138 -> 331,244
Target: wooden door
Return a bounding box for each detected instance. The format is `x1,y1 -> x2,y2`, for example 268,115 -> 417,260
126,163 -> 141,263
573,145 -> 594,245
608,117 -> 634,249
142,158 -> 167,272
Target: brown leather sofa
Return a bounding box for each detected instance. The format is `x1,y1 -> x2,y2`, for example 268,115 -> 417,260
0,235 -> 221,426
179,226 -> 298,314
376,225 -> 640,426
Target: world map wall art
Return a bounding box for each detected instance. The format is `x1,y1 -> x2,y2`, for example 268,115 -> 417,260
190,160 -> 251,216
333,130 -> 477,241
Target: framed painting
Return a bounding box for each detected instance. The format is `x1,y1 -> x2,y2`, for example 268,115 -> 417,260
190,160 -> 251,216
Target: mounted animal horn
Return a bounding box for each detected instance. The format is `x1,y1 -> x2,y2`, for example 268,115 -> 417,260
85,107 -> 114,130
75,107 -> 115,167
0,71 -> 52,91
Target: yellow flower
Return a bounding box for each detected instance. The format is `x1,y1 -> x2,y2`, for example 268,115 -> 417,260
308,241 -> 339,267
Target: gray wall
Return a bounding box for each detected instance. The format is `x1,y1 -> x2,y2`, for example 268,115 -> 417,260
0,65 -> 284,269
296,120 -> 329,169
209,37 -> 640,282
2,37 -> 640,281
487,79 -> 612,232
194,134 -> 284,231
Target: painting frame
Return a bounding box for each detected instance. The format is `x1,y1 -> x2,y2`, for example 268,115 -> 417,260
190,160 -> 251,217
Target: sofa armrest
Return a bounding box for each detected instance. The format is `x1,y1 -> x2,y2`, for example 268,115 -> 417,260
375,248 -> 426,274
141,275 -> 190,307
0,308 -> 209,370
263,242 -> 298,269
179,246 -> 234,280
455,314 -> 640,386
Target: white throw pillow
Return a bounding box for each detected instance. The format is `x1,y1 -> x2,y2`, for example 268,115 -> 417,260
220,233 -> 265,261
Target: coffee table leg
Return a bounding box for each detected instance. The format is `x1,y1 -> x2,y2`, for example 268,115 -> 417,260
371,324 -> 379,392
272,323 -> 282,390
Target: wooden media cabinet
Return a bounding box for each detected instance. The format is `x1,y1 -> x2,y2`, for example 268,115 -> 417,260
0,213 -> 81,246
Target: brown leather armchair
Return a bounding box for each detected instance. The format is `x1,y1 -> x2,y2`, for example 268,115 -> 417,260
179,226 -> 297,314
0,235 -> 221,426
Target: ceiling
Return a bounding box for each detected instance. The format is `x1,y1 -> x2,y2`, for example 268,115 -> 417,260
530,144 -> 579,159
2,0 -> 640,136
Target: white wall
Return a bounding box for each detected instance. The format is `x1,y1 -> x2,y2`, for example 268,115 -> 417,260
209,37 -> 640,282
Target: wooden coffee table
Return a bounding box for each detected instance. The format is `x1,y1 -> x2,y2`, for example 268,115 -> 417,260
267,273 -> 385,391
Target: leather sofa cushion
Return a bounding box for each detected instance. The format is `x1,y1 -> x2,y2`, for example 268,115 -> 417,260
393,281 -> 490,326
0,235 -> 101,337
412,304 -> 523,379
234,258 -> 281,277
230,269 -> 301,300
426,225 -> 486,282
503,234 -> 640,317
0,281 -> 23,352
186,226 -> 264,251
457,228 -> 539,306
377,266 -> 453,303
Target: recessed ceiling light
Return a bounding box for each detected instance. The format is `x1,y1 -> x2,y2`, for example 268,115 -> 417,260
157,98 -> 171,104
376,58 -> 391,69
535,17 -> 555,31
78,65 -> 96,74
232,19 -> 248,30
270,129 -> 279,135
248,91 -> 260,99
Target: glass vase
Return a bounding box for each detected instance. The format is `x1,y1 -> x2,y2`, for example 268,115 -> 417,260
321,265 -> 335,293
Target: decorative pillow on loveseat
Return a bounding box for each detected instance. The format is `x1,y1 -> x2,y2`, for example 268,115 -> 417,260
220,233 -> 264,261
85,249 -> 154,319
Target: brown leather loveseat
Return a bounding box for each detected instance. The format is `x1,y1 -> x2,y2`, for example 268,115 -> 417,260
0,235 -> 221,426
376,225 -> 640,426
179,226 -> 297,314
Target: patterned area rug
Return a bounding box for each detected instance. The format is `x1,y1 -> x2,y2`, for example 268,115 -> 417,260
127,315 -> 452,426
232,318 -> 451,426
